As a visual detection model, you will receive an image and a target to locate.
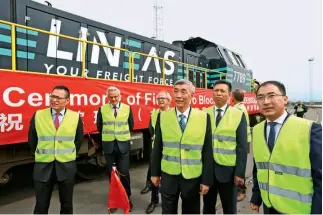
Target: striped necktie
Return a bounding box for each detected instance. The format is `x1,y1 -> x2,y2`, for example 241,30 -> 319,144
179,114 -> 186,132
216,109 -> 222,127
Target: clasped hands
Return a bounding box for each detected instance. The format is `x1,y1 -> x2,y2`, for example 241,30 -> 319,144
151,176 -> 210,195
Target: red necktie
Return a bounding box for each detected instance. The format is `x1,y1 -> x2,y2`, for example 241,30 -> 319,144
54,113 -> 60,129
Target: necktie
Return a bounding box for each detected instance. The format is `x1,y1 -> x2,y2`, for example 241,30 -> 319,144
54,113 -> 60,130
179,114 -> 186,132
268,122 -> 278,152
216,109 -> 222,127
113,106 -> 117,117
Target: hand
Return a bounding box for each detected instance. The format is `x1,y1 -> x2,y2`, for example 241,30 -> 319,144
250,203 -> 259,212
199,184 -> 209,195
151,176 -> 160,186
234,176 -> 244,185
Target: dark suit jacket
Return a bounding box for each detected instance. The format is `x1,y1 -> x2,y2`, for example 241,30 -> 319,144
213,106 -> 248,183
151,108 -> 214,196
147,117 -> 154,157
28,109 -> 84,182
96,103 -> 134,154
250,115 -> 322,214
148,117 -> 154,137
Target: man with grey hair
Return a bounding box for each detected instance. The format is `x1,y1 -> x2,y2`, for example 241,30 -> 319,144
151,79 -> 213,214
142,91 -> 171,214
141,91 -> 172,193
96,86 -> 134,211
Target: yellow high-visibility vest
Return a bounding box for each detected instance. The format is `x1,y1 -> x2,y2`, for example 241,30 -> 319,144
253,116 -> 313,214
35,108 -> 78,163
101,103 -> 131,142
151,109 -> 159,131
160,108 -> 206,179
204,106 -> 242,166
234,102 -> 251,142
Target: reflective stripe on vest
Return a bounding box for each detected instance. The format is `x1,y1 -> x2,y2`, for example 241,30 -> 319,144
252,116 -> 313,214
101,103 -> 131,141
205,106 -> 242,166
160,108 -> 206,179
234,102 -> 252,142
35,108 -> 78,163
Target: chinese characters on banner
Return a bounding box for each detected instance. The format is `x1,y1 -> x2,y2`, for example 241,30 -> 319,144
0,113 -> 24,132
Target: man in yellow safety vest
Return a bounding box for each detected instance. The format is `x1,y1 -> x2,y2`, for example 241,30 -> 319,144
294,100 -> 308,118
203,80 -> 248,214
96,86 -> 134,211
28,85 -> 84,214
141,91 -> 171,214
232,89 -> 252,201
250,81 -> 322,214
150,79 -> 214,214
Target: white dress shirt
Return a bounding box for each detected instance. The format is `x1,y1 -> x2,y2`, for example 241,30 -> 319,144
52,108 -> 65,125
266,110 -> 288,142
110,102 -> 120,114
176,106 -> 191,124
214,104 -> 228,118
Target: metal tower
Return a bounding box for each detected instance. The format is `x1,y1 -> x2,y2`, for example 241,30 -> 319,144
152,0 -> 164,41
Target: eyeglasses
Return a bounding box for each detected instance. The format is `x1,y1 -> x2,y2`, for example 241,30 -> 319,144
256,93 -> 285,102
157,97 -> 168,100
49,94 -> 67,100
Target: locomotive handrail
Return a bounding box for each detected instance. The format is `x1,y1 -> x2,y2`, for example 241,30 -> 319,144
164,58 -> 209,89
0,19 -> 227,88
130,51 -> 168,86
0,19 -> 132,80
130,52 -> 225,89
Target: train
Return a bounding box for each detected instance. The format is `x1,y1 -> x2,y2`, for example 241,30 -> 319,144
0,0 -> 261,184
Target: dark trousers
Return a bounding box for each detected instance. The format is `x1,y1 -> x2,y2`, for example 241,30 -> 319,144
238,142 -> 250,194
145,162 -> 159,203
161,191 -> 200,214
105,143 -> 131,198
33,171 -> 75,214
296,113 -> 305,118
203,178 -> 238,214
145,161 -> 152,185
263,205 -> 281,214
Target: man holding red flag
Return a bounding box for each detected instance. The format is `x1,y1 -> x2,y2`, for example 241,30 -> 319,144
96,86 -> 134,212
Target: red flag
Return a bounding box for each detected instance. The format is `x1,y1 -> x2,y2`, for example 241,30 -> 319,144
107,166 -> 130,214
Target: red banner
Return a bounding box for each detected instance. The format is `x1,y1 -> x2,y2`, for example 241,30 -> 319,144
0,70 -> 259,145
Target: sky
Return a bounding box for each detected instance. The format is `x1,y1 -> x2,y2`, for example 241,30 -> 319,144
35,0 -> 322,101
